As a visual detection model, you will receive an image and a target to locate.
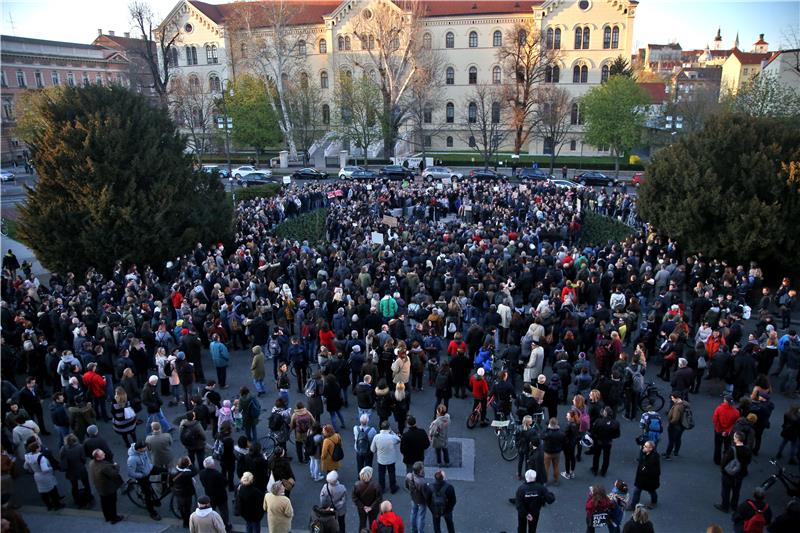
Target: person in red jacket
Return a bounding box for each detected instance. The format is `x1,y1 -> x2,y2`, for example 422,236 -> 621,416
319,322 -> 336,354
83,362 -> 110,421
371,500 -> 405,533
706,330 -> 726,359
469,368 -> 490,426
712,394 -> 740,465
585,484 -> 616,533
447,333 -> 467,358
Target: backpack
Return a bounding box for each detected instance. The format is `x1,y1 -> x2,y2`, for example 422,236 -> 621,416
579,410 -> 591,433
229,315 -> 242,333
374,517 -> 395,533
294,413 -> 312,435
647,414 -> 663,434
247,396 -> 261,421
743,501 -> 768,533
269,339 -> 281,357
630,366 -> 645,394
212,438 -> 224,460
680,403 -> 695,430
269,411 -> 286,432
430,483 -> 448,517
58,361 -> 73,380
331,438 -> 345,462
356,427 -> 371,455
304,431 -> 317,457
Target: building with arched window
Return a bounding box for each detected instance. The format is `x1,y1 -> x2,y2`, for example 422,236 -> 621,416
156,0 -> 637,156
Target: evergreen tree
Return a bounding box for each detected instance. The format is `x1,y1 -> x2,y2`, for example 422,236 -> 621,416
638,113 -> 800,273
17,85 -> 232,275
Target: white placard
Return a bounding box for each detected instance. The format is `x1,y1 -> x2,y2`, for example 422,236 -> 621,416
366,184 -> 373,190
282,176 -> 291,184
371,232 -> 384,245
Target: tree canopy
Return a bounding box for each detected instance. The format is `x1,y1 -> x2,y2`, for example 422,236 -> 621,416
721,72 -> 800,119
17,85 -> 232,275
638,113 -> 800,274
226,74 -> 283,156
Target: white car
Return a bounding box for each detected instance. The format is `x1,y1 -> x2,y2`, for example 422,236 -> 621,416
547,178 -> 584,189
338,166 -> 364,179
0,170 -> 15,182
422,166 -> 462,180
232,165 -> 272,179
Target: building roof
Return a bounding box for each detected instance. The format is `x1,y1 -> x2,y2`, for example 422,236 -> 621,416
763,48 -> 800,68
1,34 -> 102,51
648,43 -> 682,50
638,82 -> 667,104
188,0 -> 544,26
674,66 -> 722,83
730,48 -> 771,65
93,34 -> 156,56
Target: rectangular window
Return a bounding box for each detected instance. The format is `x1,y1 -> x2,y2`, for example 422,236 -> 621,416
95,74 -> 103,85
570,140 -> 577,151
423,108 -> 432,124
67,72 -> 75,87
1,71 -> 7,87
34,71 -> 43,88
424,135 -> 432,147
16,70 -> 26,88
2,99 -> 12,120
82,73 -> 90,87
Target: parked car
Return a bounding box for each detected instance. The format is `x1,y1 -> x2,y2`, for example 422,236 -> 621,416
350,169 -> 379,180
292,167 -> 328,180
547,178 -> 584,189
338,166 -> 364,179
0,170 -> 15,182
573,171 -> 618,187
518,168 -> 553,181
232,165 -> 272,179
469,169 -> 505,180
631,171 -> 645,186
201,165 -> 230,178
379,165 -> 415,180
422,166 -> 462,180
238,173 -> 275,187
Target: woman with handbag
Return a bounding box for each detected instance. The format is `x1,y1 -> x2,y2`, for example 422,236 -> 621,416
268,446 -> 296,497
319,470 -> 347,533
110,387 -> 137,446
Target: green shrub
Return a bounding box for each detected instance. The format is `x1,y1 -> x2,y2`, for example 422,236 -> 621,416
579,211 -> 635,247
228,183 -> 282,203
274,208 -> 328,243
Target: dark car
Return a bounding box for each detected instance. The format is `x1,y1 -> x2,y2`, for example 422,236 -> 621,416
291,167 -> 328,180
379,165 -> 415,180
574,171 -> 618,187
238,172 -> 275,187
351,169 -> 379,180
469,169 -> 505,180
518,168 -> 553,181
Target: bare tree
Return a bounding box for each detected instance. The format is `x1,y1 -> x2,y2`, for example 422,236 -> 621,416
402,64 -> 444,163
226,0 -> 312,161
285,75 -> 324,165
351,0 -> 433,158
128,0 -> 181,107
497,21 -> 557,155
168,75 -> 218,164
333,73 -> 383,167
459,85 -> 508,170
531,86 -> 575,174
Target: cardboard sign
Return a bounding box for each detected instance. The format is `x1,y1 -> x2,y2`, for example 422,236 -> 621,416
366,184 -> 373,190
442,177 -> 452,185
382,215 -> 399,227
334,189 -> 344,197
531,387 -> 545,402
327,191 -> 337,199
371,232 -> 384,245
282,176 -> 291,184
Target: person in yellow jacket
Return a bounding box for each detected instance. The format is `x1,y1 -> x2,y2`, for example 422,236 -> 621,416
263,480 -> 294,533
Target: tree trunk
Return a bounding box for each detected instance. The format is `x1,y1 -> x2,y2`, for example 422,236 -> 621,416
549,152 -> 556,175
614,148 -> 620,178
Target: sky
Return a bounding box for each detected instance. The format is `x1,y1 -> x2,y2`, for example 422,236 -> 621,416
0,0 -> 798,50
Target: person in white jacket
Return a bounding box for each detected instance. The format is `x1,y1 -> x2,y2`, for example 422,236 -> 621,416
524,340 -> 545,384
188,495 -> 226,533
370,420 -> 401,493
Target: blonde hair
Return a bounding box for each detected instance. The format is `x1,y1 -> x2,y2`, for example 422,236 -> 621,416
589,389 -> 602,402
114,387 -> 128,405
632,504 -> 650,524
395,383 -> 406,401
240,472 -> 254,485
573,394 -> 586,409
122,367 -> 135,379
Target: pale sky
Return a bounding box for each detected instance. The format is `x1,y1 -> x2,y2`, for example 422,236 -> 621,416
1,0 -> 798,50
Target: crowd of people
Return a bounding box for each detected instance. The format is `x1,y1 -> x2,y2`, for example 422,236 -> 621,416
1,175 -> 799,533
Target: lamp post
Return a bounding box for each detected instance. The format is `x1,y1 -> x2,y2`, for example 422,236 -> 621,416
219,79 -> 234,178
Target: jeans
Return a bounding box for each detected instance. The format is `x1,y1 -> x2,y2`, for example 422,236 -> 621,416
170,384 -> 182,403
665,425 -> 684,456
146,409 -> 171,434
777,437 -> 800,460
378,462 -> 398,492
564,444 -> 576,475
435,447 -> 450,466
432,511 -> 455,533
721,474 -> 743,510
309,457 -> 322,480
187,448 -> 205,470
245,521 -> 261,533
630,487 -> 657,508
92,396 -> 109,420
357,452 -> 373,472
55,424 -> 70,448
253,378 -> 265,394
330,410 -> 345,432
215,366 -> 227,388
411,502 -> 427,533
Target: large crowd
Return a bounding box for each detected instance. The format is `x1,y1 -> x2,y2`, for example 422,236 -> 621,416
1,176 -> 799,533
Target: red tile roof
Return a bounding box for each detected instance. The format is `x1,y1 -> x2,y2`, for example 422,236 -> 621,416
420,1 -> 542,17
730,48 -> 771,65
638,82 -> 667,104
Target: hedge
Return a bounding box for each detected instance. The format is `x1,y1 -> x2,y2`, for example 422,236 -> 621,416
227,183 -> 282,204
274,208 -> 329,243
579,211 -> 635,247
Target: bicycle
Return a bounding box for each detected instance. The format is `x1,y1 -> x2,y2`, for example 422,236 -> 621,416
125,472 -> 195,519
467,394 -> 494,429
491,412 -> 518,461
638,381 -> 665,412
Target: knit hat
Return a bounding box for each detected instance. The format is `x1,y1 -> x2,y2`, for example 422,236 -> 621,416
477,368 -> 485,376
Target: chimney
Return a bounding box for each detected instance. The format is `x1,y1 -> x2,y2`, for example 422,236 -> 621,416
124,32 -> 130,38
109,30 -> 115,37
759,33 -> 764,41
98,28 -> 103,36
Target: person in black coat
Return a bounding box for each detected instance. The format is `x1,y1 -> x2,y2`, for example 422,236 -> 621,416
715,432 -> 753,513
60,433 -> 93,508
590,407 -> 620,477
18,377 -> 50,435
669,358 -> 694,397
630,440 -> 660,510
514,469 -> 555,533
169,456 -> 198,528
235,472 -> 266,530
217,423 -> 237,491
426,470 -> 458,533
400,416 -> 430,472
239,441 -> 270,492
199,457 -> 231,530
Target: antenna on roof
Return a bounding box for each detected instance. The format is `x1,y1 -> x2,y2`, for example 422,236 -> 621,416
7,12 -> 16,35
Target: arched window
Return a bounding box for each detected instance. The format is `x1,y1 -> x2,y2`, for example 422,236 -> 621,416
573,65 -> 581,83
468,102 -> 477,123
469,136 -> 476,147
188,74 -> 200,89
345,36 -> 351,50
603,27 -> 611,49
491,102 -> 501,123
206,44 -> 218,64
554,28 -> 561,49
186,46 -> 198,65
446,67 -> 454,85
583,27 -> 590,49
338,36 -> 345,51
581,65 -> 588,83
423,105 -> 432,124
601,64 -> 609,83
320,70 -> 329,89
446,136 -> 453,147
322,104 -> 330,125
340,68 -> 352,80
368,35 -> 375,50
546,28 -> 554,49
545,65 -> 560,83
468,66 -> 477,84
319,39 -> 327,54
570,102 -> 579,125
300,72 -> 308,89
298,40 -> 306,56
611,27 -> 620,49
518,29 -> 527,45
446,32 -> 454,48
168,47 -> 179,66
423,33 -> 432,49
574,28 -> 583,49
492,66 -> 501,84
209,74 -> 221,92
493,30 -> 502,47
446,102 -> 454,123
469,31 -> 478,48
240,43 -> 248,59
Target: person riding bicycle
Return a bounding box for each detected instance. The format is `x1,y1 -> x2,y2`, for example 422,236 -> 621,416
491,370 -> 516,420
127,440 -> 162,521
469,368 -> 490,426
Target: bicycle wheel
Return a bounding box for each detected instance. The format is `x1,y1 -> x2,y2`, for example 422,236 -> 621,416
641,389 -> 665,413
466,410 -> 479,429
260,434 -> 278,457
499,430 -> 518,461
126,481 -> 147,509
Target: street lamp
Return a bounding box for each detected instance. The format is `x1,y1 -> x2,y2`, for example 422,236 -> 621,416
218,79 -> 234,177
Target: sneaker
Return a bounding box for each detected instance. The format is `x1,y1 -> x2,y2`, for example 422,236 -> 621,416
561,472 -> 571,480
149,512 -> 162,521
713,504 -> 728,513
662,454 -> 671,461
